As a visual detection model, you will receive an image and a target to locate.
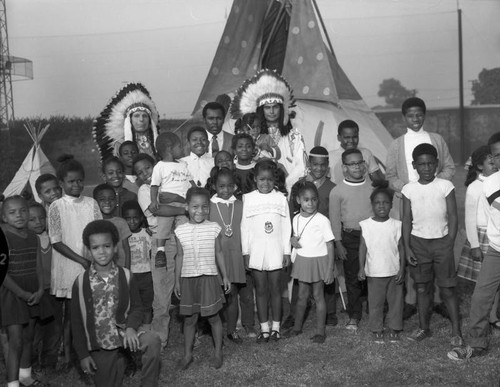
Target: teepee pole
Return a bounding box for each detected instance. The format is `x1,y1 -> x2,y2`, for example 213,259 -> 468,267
312,0 -> 336,57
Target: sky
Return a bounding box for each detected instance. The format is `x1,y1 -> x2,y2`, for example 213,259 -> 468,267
7,0 -> 500,119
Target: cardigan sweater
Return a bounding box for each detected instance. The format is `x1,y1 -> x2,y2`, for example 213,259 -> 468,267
385,131 -> 455,193
71,266 -> 143,360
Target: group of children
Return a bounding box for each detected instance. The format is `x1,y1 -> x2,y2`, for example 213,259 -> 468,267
1,95 -> 500,386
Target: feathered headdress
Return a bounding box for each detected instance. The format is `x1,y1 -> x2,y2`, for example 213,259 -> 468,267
93,83 -> 159,161
230,69 -> 295,126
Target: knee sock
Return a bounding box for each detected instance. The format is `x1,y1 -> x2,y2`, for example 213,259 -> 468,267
272,321 -> 280,332
19,367 -> 33,384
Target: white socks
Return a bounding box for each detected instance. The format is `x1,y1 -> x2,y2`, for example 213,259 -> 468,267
157,246 -> 165,252
272,321 -> 280,332
7,382 -> 20,387
260,322 -> 270,333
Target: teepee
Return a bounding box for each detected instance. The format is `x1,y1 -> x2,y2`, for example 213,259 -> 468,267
3,122 -> 55,202
177,0 -> 393,164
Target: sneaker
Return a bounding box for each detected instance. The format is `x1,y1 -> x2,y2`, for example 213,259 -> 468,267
450,335 -> 464,347
270,330 -> 281,342
155,250 -> 167,268
227,331 -> 243,344
256,332 -> 270,344
408,328 -> 431,342
244,326 -> 257,338
281,315 -> 295,330
447,345 -> 486,361
311,334 -> 326,344
372,332 -> 384,344
387,331 -> 401,343
345,319 -> 359,331
326,313 -> 338,327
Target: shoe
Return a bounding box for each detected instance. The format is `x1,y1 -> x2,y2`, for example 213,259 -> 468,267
403,303 -> 417,320
227,331 -> 243,344
244,326 -> 257,338
433,303 -> 451,320
450,335 -> 464,347
210,354 -> 223,369
387,330 -> 401,343
154,250 -> 167,268
20,379 -> 50,387
447,345 -> 486,361
408,328 -> 431,342
311,334 -> 326,344
270,330 -> 281,342
178,356 -> 194,370
489,320 -> 500,330
256,332 -> 270,344
372,332 -> 384,344
345,319 -> 359,331
283,329 -> 302,338
326,313 -> 338,327
281,315 -> 295,330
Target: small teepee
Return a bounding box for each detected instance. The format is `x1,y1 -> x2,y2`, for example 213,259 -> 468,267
2,122 -> 55,202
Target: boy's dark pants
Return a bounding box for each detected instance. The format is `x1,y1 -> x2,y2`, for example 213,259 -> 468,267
33,290 -> 61,368
342,230 -> 364,321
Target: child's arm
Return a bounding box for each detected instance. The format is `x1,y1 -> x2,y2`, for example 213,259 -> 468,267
241,196 -> 250,270
402,195 -> 417,266
174,238 -> 184,299
158,192 -> 186,204
122,238 -> 131,270
28,237 -> 45,306
358,235 -> 367,281
329,189 -> 346,260
150,185 -> 160,211
215,234 -> 230,293
446,189 -> 458,242
465,186 -> 482,261
325,240 -> 335,285
123,274 -> 144,352
281,197 -> 292,267
396,236 -> 406,284
1,274 -> 32,302
53,243 -> 89,269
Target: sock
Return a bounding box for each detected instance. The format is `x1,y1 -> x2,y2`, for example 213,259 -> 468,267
260,322 -> 270,333
157,246 -> 165,252
272,321 -> 280,332
7,382 -> 20,387
19,367 -> 31,379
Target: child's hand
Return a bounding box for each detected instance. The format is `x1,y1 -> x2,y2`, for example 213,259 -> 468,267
395,268 -> 405,284
471,247 -> 483,262
174,281 -> 181,299
27,289 -> 44,306
80,356 -> 97,376
336,242 -> 347,261
222,277 -> 231,294
358,268 -> 366,281
148,203 -> 158,216
21,291 -> 33,303
150,200 -> 159,212
324,270 -> 334,285
243,255 -> 250,271
123,327 -> 141,352
290,236 -> 302,249
406,249 -> 418,267
283,254 -> 291,267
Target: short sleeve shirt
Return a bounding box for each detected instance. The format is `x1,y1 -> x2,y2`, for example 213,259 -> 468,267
292,213 -> 334,257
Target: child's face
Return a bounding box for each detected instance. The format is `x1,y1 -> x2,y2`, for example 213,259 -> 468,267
337,127 -> 359,150
403,107 -> 425,132
371,192 -> 392,220
171,143 -> 184,160
189,131 -> 208,157
96,189 -> 116,216
309,156 -> 329,180
235,138 -> 254,162
28,206 -> 46,234
88,232 -> 117,270
490,142 -> 500,170
120,144 -> 139,169
263,103 -> 280,124
186,194 -> 209,224
215,174 -> 235,200
134,159 -> 154,184
412,154 -> 437,183
123,208 -> 143,232
297,188 -> 318,216
342,153 -> 366,181
61,170 -> 84,197
102,161 -> 124,189
215,152 -> 234,170
480,155 -> 498,177
38,180 -> 62,205
255,169 -> 275,194
2,199 -> 28,230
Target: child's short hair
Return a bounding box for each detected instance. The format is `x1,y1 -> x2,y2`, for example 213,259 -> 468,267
118,141 -> 139,156
121,200 -> 144,216
211,167 -> 235,185
132,153 -> 156,168
202,101 -> 225,118
231,133 -> 254,150
56,154 -> 85,181
82,220 -> 119,248
155,132 -> 181,158
412,143 -> 437,161
402,97 -> 426,115
370,187 -> 394,203
341,148 -> 362,164
488,132 -> 500,147
309,146 -> 329,161
186,186 -> 210,204
93,183 -> 115,199
101,156 -> 125,173
29,201 -> 46,217
187,126 -> 208,141
1,195 -> 27,216
338,119 -> 359,135
35,173 -> 58,194
214,150 -> 232,165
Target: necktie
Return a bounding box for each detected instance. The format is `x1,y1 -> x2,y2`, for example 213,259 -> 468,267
212,135 -> 219,154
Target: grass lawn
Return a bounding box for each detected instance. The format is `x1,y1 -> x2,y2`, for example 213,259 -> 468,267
4,167 -> 500,386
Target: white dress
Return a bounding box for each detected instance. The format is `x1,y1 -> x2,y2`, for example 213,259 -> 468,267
48,194 -> 102,298
241,190 -> 291,271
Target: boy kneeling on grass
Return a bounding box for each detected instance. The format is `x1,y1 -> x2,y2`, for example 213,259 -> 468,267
71,220 -> 161,387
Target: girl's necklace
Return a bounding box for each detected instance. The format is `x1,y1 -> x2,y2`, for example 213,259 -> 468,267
215,202 -> 234,237
295,211 -> 317,241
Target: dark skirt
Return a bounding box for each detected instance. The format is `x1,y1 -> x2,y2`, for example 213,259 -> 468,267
0,287 -> 53,327
179,275 -> 225,317
291,254 -> 330,283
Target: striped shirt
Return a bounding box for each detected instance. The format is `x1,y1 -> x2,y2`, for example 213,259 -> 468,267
175,221 -> 221,277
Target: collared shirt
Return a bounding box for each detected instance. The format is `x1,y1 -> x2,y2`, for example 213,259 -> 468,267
404,128 -> 431,183
179,152 -> 214,187
89,263 -> 121,350
206,130 -> 223,157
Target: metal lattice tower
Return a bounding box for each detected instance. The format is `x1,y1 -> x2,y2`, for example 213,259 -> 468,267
0,0 -> 13,129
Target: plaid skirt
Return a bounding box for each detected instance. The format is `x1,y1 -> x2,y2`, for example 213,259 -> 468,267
457,227 -> 489,282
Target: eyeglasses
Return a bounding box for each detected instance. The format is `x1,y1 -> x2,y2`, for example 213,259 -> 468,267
344,160 -> 365,167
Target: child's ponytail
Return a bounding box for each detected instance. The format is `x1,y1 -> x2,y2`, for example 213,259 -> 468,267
465,145 -> 491,187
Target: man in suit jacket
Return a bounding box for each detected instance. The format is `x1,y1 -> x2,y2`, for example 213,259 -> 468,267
203,101 -> 233,156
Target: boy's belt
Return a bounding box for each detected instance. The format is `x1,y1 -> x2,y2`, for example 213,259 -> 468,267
343,228 -> 361,234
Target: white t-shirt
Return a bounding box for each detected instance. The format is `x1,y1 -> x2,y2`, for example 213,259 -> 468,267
292,212 -> 335,257
150,161 -> 191,197
465,175 -> 488,248
401,177 -> 454,239
179,152 -> 214,187
403,128 -> 432,183
483,171 -> 500,252
129,228 -> 152,273
360,217 -> 401,277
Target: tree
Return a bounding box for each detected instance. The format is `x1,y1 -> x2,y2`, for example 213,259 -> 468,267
377,78 -> 417,108
471,68 -> 500,105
